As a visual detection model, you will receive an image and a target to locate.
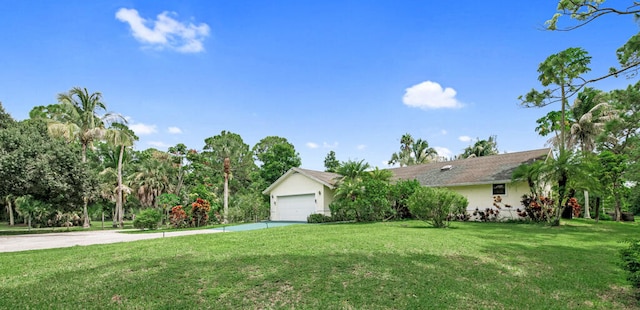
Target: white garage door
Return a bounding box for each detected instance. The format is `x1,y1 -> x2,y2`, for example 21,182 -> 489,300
277,194 -> 316,221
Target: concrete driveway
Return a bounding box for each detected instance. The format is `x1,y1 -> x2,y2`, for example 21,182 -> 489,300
0,229 -> 223,253
0,222 -> 305,253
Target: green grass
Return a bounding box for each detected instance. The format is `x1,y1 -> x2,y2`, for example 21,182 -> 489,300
0,220 -> 638,309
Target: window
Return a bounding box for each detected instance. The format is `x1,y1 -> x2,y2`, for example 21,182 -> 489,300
492,183 -> 506,195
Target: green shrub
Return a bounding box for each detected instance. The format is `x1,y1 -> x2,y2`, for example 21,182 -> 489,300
307,214 -> 332,223
407,187 -> 468,228
133,209 -> 162,230
619,239 -> 640,291
388,179 -> 422,219
331,178 -> 391,222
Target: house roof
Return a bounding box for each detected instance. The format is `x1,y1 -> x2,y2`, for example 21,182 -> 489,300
262,148 -> 550,194
388,148 -> 551,187
262,167 -> 341,194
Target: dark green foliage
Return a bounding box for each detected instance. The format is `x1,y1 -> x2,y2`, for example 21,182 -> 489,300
253,138 -> 301,186
0,102 -> 14,130
323,150 -> 339,172
230,192 -> 269,222
202,130 -> 256,195
307,213 -> 332,223
619,239 -> 640,291
332,178 -> 391,222
407,187 -> 468,228
133,209 -> 162,230
388,179 -> 422,219
0,119 -> 96,213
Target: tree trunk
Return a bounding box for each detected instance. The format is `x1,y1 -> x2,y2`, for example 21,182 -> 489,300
82,143 -> 90,228
583,190 -> 591,219
224,173 -> 229,224
117,145 -> 124,228
223,157 -> 230,224
6,198 -> 14,226
614,193 -> 622,222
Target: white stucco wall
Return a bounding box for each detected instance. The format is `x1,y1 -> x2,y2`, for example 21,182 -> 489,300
445,181 -> 530,221
268,172 -> 335,220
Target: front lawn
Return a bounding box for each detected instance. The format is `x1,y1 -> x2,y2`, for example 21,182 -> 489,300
0,220 -> 637,309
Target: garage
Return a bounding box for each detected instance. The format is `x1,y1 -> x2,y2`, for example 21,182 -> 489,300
276,194 -> 316,221
263,168 -> 339,221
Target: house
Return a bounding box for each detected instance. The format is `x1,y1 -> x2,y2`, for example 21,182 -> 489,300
264,148 -> 550,221
262,168 -> 340,221
387,148 -> 551,220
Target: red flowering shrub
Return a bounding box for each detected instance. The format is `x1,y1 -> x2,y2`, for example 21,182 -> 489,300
519,195 -> 554,222
191,198 -> 211,227
170,205 -> 188,228
567,197 -> 581,217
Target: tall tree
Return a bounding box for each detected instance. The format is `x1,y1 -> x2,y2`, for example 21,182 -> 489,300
460,135 -> 499,158
0,119 -> 95,219
520,47 -> 592,152
324,150 -> 340,173
567,88 -> 616,219
168,143 -> 189,197
596,82 -> 640,220
252,136 -> 301,185
388,134 -> 437,166
103,123 -> 138,228
32,87 -> 124,227
132,149 -> 173,208
203,131 -> 256,223
547,1 -> 640,84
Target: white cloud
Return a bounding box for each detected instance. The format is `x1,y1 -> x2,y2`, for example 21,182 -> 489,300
115,8 -> 210,53
306,142 -> 319,149
434,146 -> 452,159
403,81 -> 463,110
357,144 -> 367,150
323,142 -> 338,149
168,126 -> 182,134
441,129 -> 448,135
129,123 -> 157,135
458,135 -> 473,142
148,141 -> 172,148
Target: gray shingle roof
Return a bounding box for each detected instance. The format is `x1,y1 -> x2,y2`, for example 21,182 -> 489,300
388,148 -> 550,187
263,148 -> 550,194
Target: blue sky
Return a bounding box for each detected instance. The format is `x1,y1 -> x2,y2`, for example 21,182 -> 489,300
0,1 -> 636,170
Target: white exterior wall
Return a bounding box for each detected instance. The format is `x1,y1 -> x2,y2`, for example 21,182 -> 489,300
445,181 -> 530,221
268,172 -> 335,220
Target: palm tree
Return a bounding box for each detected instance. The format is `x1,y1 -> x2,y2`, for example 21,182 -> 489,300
461,135 -> 499,158
388,133 -> 414,167
567,88 -> 616,218
368,167 -> 393,182
412,139 -> 438,164
133,150 -> 173,208
42,87 -> 124,228
335,159 -> 371,184
568,88 -> 616,153
4,194 -> 14,226
203,131 -> 255,224
388,134 -> 438,166
104,123 -> 138,228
